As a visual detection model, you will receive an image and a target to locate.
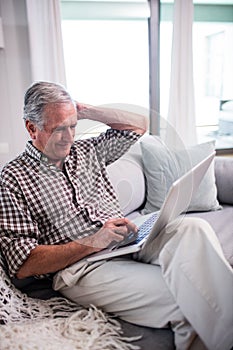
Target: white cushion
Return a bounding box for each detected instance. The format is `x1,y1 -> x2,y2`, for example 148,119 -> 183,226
107,145 -> 145,216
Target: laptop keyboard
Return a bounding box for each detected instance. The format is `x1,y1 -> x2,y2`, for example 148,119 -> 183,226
111,212 -> 160,250
134,211 -> 160,244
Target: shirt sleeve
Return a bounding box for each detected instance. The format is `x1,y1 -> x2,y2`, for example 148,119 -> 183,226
0,175 -> 39,277
90,129 -> 142,166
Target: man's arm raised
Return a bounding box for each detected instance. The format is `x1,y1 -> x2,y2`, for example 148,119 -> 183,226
76,103 -> 148,135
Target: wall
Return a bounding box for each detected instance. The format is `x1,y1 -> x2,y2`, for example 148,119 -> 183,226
0,0 -> 31,169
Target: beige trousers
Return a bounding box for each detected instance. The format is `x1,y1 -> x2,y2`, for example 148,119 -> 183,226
53,216 -> 233,350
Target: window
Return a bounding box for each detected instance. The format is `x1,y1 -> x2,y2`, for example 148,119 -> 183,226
62,20 -> 149,107
61,1 -> 233,150
160,1 -> 233,151
60,0 -> 149,138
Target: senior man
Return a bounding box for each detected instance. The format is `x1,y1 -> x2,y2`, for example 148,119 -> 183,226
0,81 -> 232,350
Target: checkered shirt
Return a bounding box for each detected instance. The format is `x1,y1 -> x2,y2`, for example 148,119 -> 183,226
0,129 -> 141,277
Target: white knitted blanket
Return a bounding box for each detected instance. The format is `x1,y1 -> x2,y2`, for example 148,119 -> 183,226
0,255 -> 140,350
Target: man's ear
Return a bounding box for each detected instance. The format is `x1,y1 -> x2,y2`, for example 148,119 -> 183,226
25,120 -> 37,139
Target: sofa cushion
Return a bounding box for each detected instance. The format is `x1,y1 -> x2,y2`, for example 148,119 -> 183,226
187,205 -> 233,266
107,142 -> 145,216
140,137 -> 221,214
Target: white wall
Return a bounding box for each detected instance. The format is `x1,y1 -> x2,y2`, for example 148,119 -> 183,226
0,0 -> 31,169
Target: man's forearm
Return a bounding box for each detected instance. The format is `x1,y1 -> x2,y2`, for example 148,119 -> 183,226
16,217 -> 137,279
16,241 -> 98,279
77,103 -> 148,134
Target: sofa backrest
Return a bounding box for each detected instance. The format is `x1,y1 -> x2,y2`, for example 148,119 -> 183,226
107,137 -> 233,216
107,140 -> 145,216
214,156 -> 233,205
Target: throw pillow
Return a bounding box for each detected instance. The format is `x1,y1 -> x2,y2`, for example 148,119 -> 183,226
140,137 -> 221,214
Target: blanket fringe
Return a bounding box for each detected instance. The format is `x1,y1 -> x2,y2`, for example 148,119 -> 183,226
0,306 -> 141,350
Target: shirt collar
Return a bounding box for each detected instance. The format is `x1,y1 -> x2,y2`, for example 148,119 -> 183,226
25,141 -> 71,167
25,141 -> 45,162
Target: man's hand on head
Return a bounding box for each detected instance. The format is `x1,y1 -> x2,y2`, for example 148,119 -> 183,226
76,102 -> 87,113
75,102 -> 148,134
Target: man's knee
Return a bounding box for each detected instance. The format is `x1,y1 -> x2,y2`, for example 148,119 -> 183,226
160,216 -> 217,263
166,216 -> 214,238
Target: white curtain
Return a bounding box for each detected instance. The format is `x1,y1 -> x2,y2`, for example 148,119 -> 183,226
26,0 -> 66,85
166,0 -> 197,148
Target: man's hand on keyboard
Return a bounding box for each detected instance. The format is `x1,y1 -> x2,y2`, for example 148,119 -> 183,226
104,218 -> 138,250
79,217 -> 138,251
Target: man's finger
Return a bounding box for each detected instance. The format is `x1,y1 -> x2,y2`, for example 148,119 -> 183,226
107,217 -> 128,226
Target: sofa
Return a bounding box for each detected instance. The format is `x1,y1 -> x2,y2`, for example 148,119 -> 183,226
106,134 -> 233,349
0,135 -> 232,349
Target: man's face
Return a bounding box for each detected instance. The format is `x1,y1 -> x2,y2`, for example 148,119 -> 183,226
26,102 -> 77,163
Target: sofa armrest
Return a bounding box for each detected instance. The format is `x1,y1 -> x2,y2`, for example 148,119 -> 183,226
215,156 -> 233,204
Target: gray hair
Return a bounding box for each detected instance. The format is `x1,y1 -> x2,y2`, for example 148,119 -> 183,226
23,81 -> 75,129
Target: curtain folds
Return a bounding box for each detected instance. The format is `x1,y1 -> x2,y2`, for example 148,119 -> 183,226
26,0 -> 66,85
166,0 -> 197,148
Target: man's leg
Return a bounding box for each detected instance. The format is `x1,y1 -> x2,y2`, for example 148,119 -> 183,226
53,257 -> 201,350
53,215 -> 232,350
136,216 -> 233,350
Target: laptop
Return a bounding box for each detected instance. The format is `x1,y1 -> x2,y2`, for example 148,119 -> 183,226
85,151 -> 215,263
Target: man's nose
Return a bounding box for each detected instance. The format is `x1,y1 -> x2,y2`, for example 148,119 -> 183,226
63,127 -> 74,141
